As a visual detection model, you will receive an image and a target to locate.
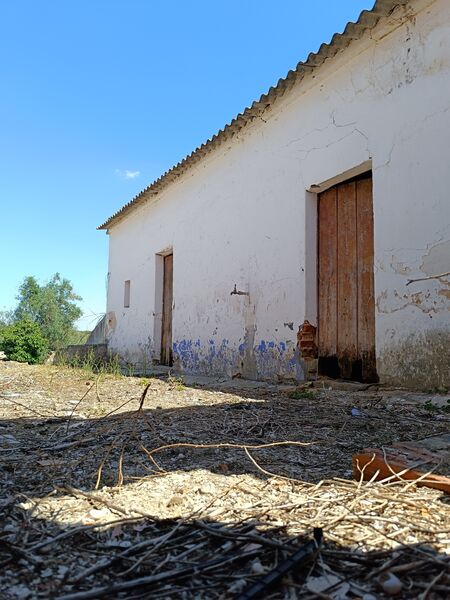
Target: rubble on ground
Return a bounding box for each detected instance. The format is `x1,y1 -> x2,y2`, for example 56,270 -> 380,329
1,361 -> 449,598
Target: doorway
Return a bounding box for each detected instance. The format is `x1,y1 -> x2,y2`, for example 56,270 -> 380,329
317,173 -> 377,382
161,253 -> 173,366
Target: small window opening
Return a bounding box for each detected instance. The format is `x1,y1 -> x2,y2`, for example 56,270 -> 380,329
124,280 -> 131,308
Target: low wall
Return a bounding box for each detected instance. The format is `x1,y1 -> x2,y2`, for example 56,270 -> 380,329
54,344 -> 109,367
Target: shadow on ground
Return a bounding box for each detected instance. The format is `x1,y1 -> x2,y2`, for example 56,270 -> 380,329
1,371 -> 450,598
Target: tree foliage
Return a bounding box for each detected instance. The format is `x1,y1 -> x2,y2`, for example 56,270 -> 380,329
0,318 -> 49,364
13,273 -> 83,350
0,311 -> 13,337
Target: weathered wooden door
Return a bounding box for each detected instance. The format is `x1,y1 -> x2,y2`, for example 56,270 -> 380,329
318,174 -> 377,382
161,254 -> 173,366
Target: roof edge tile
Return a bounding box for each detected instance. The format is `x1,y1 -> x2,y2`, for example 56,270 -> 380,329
98,0 -> 407,230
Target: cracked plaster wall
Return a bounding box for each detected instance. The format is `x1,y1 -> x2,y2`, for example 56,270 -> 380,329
106,0 -> 450,386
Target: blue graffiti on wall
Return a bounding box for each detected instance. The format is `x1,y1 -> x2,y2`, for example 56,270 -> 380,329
173,336 -> 302,380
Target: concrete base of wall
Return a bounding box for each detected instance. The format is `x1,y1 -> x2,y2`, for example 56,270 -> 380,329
378,329 -> 450,391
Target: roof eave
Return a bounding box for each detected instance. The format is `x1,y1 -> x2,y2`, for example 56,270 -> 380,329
98,0 -> 408,231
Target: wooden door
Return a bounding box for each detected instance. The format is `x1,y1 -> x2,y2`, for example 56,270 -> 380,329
318,174 -> 377,382
161,254 -> 173,366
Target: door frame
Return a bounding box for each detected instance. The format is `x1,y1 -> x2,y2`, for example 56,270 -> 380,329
161,253 -> 173,366
153,248 -> 173,365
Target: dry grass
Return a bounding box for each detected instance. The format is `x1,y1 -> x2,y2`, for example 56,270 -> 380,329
1,361 -> 449,598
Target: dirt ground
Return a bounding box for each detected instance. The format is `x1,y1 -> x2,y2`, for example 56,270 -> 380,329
1,361 -> 449,599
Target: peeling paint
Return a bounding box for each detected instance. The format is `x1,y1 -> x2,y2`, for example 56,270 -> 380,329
376,286 -> 449,315
173,338 -> 237,376
253,340 -> 299,381
172,337 -> 302,382
390,261 -> 413,276
421,239 -> 450,276
242,325 -> 257,380
106,312 -> 117,331
438,289 -> 450,301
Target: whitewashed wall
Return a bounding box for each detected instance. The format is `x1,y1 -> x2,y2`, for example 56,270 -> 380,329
105,0 -> 450,387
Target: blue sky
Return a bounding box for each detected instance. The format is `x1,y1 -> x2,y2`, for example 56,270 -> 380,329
0,1 -> 372,330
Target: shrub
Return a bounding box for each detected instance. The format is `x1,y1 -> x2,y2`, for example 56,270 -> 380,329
0,319 -> 49,364
14,274 -> 82,350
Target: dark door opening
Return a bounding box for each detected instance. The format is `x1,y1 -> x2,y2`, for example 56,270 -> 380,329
317,173 -> 377,382
161,253 -> 173,366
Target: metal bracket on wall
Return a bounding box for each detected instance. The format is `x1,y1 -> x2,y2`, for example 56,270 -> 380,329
230,284 -> 249,296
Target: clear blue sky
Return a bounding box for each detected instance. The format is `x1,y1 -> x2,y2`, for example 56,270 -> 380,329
0,1 -> 372,330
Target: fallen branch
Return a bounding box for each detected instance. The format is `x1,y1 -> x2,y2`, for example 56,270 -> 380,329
56,548 -> 262,600
0,539 -> 44,567
146,440 -> 314,456
65,383 -> 95,433
236,528 -> 323,600
194,519 -> 296,551
137,382 -> 152,411
70,523 -> 188,583
244,446 -> 305,483
60,485 -> 150,518
418,570 -> 446,600
28,516 -> 144,552
406,271 -> 450,286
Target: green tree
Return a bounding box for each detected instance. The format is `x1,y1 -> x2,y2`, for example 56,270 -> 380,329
0,310 -> 13,337
14,274 -> 83,350
0,318 -> 49,364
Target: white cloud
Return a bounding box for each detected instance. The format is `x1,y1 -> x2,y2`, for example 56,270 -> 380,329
125,169 -> 140,179
115,169 -> 140,180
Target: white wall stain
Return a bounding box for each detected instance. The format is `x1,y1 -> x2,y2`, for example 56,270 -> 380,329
421,239 -> 450,276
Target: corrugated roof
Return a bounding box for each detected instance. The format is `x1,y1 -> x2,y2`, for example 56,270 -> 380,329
99,0 -> 408,230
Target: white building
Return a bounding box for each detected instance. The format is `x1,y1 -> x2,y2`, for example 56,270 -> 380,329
99,0 -> 450,389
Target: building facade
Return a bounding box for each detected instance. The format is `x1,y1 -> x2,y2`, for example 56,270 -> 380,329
100,0 -> 450,388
